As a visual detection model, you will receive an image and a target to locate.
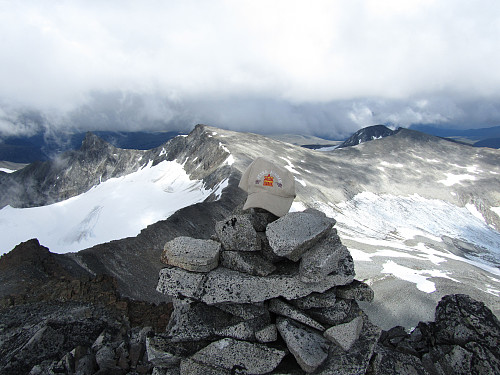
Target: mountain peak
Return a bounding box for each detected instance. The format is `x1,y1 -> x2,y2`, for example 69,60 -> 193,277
338,125 -> 398,148
80,131 -> 112,152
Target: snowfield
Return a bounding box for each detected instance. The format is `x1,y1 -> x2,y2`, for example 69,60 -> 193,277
0,160 -> 225,254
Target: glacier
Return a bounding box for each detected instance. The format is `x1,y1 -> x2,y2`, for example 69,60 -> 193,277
0,159 -> 225,254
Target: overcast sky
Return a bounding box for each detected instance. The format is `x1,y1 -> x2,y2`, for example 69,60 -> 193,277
1,0 -> 500,139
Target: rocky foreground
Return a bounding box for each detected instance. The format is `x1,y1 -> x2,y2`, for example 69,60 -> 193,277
0,209 -> 499,374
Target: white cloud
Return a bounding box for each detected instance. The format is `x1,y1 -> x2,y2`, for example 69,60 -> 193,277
0,0 -> 500,136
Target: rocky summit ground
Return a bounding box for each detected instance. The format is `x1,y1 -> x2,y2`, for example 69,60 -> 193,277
1,209 -> 499,374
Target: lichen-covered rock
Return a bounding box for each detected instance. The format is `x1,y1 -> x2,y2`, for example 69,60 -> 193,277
215,215 -> 261,251
255,324 -> 278,343
307,298 -> 354,326
187,338 -> 286,374
324,316 -> 363,351
247,209 -> 279,231
269,298 -> 325,331
165,298 -> 243,342
214,302 -> 268,320
290,288 -> 337,310
434,294 -> 500,352
146,335 -> 207,368
370,344 -> 430,375
156,267 -> 205,300
221,250 -> 276,276
157,266 -> 353,305
277,317 -> 330,373
299,233 -> 355,283
161,237 -> 221,273
335,279 -> 374,302
209,267 -> 353,304
317,313 -> 381,375
266,212 -> 334,261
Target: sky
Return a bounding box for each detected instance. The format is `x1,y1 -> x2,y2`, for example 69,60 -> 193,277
1,0 -> 500,139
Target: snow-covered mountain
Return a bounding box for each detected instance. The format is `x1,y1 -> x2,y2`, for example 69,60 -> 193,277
1,124 -> 499,329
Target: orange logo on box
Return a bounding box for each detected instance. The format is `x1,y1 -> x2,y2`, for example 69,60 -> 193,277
263,174 -> 274,187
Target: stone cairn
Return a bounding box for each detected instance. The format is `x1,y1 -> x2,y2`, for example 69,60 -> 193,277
152,209 -> 380,374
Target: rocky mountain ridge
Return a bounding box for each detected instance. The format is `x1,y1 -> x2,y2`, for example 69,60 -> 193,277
1,125 -> 499,327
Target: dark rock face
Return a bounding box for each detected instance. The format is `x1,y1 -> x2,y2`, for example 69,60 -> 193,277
378,294 -> 500,375
338,125 -> 398,148
0,125 -> 231,210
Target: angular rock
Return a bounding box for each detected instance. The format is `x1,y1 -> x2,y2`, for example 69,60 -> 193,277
95,345 -> 116,370
215,215 -> 261,251
434,294 -> 500,353
157,266 -> 353,305
276,317 -> 330,373
371,344 -> 430,375
291,288 -> 337,310
180,358 -> 230,374
214,302 -> 268,320
335,279 -> 374,302
248,209 -> 279,231
307,298 -> 354,326
266,212 -> 334,261
303,208 -> 336,223
316,313 -> 381,375
146,335 -> 207,368
152,367 -> 180,375
299,233 -> 355,283
161,237 -> 221,273
324,316 -> 363,351
465,341 -> 500,374
221,250 -> 276,276
129,341 -> 145,368
258,232 -> 284,263
269,298 -> 325,331
437,345 -> 473,374
255,324 -> 278,343
156,267 -> 205,300
188,338 -> 286,374
165,298 -> 242,341
215,317 -> 269,341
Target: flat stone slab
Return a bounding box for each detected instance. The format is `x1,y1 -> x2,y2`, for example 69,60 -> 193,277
324,316 -> 363,351
307,299 -> 354,326
299,234 -> 355,283
188,338 -> 286,374
215,215 -> 261,251
157,266 -> 354,305
221,251 -> 276,276
291,288 -> 337,310
214,302 -> 268,320
266,212 -> 334,261
269,298 -> 325,331
161,237 -> 221,272
157,267 -> 206,300
277,317 -> 330,373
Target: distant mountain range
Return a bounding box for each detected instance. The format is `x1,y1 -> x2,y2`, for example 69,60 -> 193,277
1,124 -> 499,164
0,130 -> 180,163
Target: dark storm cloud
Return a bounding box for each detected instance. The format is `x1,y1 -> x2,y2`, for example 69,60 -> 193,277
1,1 -> 500,139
